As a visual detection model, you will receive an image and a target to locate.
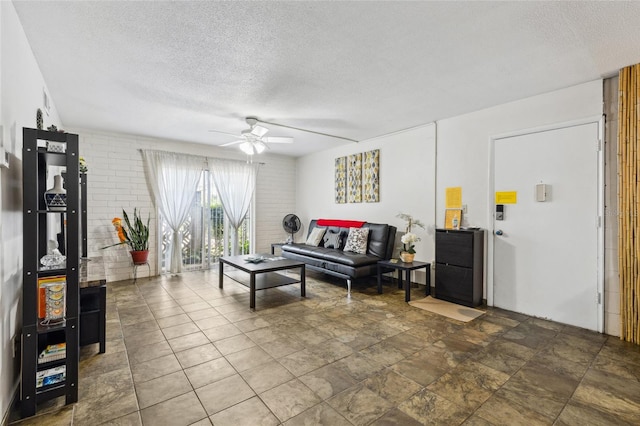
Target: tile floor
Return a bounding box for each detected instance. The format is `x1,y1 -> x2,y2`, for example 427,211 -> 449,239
9,269 -> 640,425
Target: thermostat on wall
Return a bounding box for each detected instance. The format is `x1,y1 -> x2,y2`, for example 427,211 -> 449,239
535,183 -> 547,202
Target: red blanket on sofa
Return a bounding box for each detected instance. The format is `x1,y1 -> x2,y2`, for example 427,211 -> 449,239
316,219 -> 366,228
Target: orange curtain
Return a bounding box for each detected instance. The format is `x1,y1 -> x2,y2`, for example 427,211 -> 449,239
618,64 -> 640,344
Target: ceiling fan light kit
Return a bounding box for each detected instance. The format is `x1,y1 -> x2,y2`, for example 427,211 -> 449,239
239,140 -> 267,155
214,117 -> 293,155
211,116 -> 356,155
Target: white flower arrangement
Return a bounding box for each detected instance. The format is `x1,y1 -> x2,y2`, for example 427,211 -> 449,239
396,212 -> 425,233
401,232 -> 420,254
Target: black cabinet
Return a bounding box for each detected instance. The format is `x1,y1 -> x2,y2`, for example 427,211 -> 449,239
21,129 -> 79,417
80,285 -> 106,351
435,229 -> 484,307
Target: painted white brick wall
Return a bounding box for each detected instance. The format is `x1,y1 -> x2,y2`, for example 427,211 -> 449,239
71,128 -> 296,283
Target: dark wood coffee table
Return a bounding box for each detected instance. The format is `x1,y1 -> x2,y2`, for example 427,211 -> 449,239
218,254 -> 306,309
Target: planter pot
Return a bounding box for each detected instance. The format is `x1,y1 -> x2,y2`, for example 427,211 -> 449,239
44,175 -> 66,212
130,250 -> 149,265
400,252 -> 415,263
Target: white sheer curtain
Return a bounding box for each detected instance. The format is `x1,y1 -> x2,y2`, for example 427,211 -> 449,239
142,150 -> 203,273
209,159 -> 260,255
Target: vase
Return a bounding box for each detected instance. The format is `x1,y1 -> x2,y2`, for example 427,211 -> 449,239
400,252 -> 415,263
130,250 -> 149,265
44,175 -> 66,211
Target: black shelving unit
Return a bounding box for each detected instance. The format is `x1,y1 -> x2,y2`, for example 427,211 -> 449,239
80,172 -> 87,258
21,128 -> 79,418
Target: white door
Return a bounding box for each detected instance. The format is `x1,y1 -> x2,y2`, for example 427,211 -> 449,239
493,122 -> 602,331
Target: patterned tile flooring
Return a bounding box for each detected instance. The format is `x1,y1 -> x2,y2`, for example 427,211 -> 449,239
10,269 -> 640,425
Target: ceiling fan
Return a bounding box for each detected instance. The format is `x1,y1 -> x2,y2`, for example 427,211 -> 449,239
210,117 -> 293,155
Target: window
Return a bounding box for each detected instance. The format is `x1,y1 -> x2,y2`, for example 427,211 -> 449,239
159,170 -> 252,273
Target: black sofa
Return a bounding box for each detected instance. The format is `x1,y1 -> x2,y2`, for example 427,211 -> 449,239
281,219 -> 397,294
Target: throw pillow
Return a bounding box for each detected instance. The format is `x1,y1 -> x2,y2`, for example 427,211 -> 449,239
305,227 -> 326,246
343,227 -> 370,254
323,230 -> 343,249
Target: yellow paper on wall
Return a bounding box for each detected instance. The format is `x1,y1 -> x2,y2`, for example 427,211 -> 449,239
445,187 -> 462,209
495,191 -> 517,204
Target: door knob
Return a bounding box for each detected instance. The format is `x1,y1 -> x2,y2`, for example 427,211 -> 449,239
495,230 -> 504,236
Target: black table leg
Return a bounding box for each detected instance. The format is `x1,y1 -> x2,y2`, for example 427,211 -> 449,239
397,270 -> 403,289
301,265 -> 306,297
250,273 -> 256,310
377,264 -> 382,294
219,260 -> 224,289
426,263 -> 431,296
405,269 -> 411,303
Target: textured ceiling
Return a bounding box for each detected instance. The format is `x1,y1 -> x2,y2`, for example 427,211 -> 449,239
12,1 -> 640,157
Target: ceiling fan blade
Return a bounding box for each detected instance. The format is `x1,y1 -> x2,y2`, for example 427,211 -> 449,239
264,136 -> 294,144
208,129 -> 240,138
250,125 -> 269,137
220,139 -> 244,147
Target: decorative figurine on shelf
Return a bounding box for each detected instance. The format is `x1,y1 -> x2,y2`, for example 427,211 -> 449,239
40,240 -> 66,267
102,208 -> 150,265
36,109 -> 43,130
44,175 -> 66,211
41,278 -> 66,325
46,124 -> 65,134
79,157 -> 88,173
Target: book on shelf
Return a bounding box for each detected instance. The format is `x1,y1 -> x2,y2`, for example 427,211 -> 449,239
38,343 -> 66,364
36,365 -> 66,388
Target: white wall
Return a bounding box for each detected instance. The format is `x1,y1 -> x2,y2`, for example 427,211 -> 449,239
436,80 -> 603,229
296,124 -> 436,284
435,80 -> 615,333
0,2 -> 64,421
71,128 -> 296,283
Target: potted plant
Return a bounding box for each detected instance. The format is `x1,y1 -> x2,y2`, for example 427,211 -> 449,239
103,208 -> 150,264
400,232 -> 420,263
397,213 -> 424,263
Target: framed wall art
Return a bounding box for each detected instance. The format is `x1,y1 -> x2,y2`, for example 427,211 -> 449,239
348,153 -> 362,203
335,156 -> 347,203
363,149 -> 379,202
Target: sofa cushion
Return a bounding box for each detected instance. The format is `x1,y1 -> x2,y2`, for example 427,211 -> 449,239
305,227 -> 326,246
282,244 -> 379,267
343,227 -> 370,254
363,223 -> 391,258
323,230 -> 344,249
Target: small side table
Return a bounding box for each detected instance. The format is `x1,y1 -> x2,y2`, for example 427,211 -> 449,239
377,259 -> 431,303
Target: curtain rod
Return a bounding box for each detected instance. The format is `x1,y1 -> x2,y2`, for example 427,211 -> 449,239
138,149 -> 265,165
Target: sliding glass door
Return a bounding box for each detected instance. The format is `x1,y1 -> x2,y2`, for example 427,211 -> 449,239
159,170 -> 252,273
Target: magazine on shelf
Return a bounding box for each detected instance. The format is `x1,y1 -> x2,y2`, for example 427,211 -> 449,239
38,343 -> 66,364
36,365 -> 66,388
